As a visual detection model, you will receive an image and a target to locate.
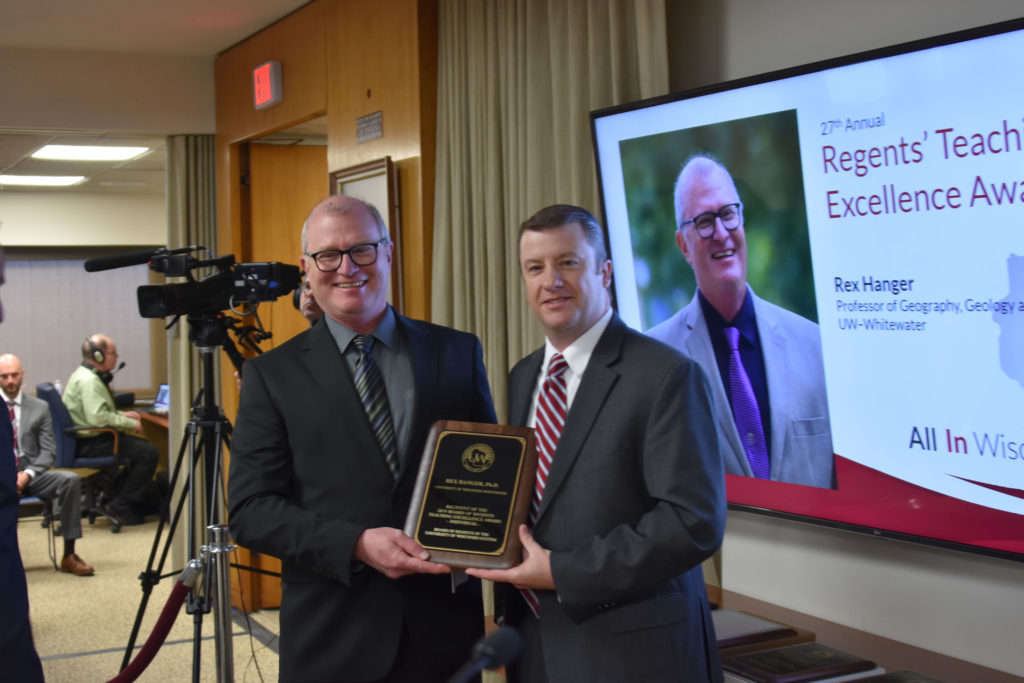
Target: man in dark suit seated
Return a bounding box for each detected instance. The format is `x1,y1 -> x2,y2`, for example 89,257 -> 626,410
469,205 -> 726,682
0,354 -> 93,576
228,195 -> 497,682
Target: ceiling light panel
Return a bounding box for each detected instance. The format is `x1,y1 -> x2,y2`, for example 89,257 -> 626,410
32,145 -> 149,161
0,175 -> 87,187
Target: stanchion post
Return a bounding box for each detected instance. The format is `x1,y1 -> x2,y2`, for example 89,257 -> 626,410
204,524 -> 236,683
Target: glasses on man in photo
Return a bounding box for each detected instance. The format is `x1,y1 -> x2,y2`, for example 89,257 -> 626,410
679,203 -> 743,239
305,239 -> 387,272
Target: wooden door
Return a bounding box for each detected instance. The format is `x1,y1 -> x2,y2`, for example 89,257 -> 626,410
230,142 -> 327,612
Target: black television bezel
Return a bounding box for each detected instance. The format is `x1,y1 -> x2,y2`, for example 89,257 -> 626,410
589,16 -> 1024,563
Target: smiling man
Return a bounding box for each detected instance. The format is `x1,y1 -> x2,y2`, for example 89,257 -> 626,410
469,204 -> 725,682
228,194 -> 496,682
648,155 -> 834,488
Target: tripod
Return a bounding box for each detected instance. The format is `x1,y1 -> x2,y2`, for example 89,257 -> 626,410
120,316 -> 258,682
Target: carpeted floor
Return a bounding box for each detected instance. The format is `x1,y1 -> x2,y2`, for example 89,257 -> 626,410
18,508 -> 279,682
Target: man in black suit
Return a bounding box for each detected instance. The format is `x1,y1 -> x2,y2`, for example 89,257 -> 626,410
0,353 -> 94,575
228,195 -> 497,682
0,245 -> 45,682
469,205 -> 726,682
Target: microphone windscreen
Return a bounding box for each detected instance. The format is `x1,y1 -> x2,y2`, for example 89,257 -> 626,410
472,626 -> 522,669
84,249 -> 159,272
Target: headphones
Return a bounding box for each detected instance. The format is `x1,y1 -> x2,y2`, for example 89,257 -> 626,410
84,336 -> 105,364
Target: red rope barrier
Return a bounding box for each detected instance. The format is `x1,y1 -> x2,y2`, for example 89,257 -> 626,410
107,580 -> 192,683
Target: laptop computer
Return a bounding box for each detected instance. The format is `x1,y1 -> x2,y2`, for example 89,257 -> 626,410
151,383 -> 170,415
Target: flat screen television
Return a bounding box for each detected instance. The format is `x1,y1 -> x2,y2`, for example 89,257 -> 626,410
591,18 -> 1024,561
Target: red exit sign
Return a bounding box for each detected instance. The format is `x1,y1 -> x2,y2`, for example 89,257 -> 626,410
252,60 -> 282,110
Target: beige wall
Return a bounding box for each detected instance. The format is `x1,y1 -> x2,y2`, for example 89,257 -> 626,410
0,192 -> 165,247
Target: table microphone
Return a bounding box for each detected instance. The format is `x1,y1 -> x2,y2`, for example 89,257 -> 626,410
447,626 -> 522,683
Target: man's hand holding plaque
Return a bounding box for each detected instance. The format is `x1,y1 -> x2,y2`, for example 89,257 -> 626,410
354,527 -> 453,579
404,421 -> 538,569
465,524 -> 555,590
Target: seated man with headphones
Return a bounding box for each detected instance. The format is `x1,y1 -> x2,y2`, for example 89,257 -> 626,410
63,334 -> 158,526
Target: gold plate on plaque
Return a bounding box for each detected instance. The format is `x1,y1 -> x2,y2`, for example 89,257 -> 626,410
404,421 -> 537,569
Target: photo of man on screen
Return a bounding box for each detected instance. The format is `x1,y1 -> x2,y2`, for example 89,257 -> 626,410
647,155 -> 835,488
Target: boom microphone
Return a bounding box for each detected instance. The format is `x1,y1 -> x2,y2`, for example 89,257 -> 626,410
84,249 -> 162,272
447,626 -> 522,683
84,246 -> 201,272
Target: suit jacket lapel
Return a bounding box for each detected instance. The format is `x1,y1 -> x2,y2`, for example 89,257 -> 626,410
17,398 -> 28,434
678,298 -> 750,476
751,294 -> 789,476
302,321 -> 396,482
395,313 -> 430,484
509,349 -> 543,428
534,316 -> 624,522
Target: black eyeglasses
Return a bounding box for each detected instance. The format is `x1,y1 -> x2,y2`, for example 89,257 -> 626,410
305,239 -> 387,272
679,203 -> 743,239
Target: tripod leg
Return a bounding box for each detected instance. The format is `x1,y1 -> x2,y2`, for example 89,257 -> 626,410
120,421 -> 196,671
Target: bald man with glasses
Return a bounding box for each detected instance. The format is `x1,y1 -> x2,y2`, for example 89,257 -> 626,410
648,155 -> 834,489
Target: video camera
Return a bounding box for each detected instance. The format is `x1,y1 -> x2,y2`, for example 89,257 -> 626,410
84,246 -> 301,319
137,254 -> 299,319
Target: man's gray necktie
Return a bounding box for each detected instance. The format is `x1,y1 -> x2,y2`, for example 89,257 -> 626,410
352,335 -> 399,477
724,327 -> 769,479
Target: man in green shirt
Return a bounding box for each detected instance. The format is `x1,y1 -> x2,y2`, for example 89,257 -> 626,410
63,333 -> 157,526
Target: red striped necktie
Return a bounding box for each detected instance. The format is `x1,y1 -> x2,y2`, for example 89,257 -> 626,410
522,352 -> 569,616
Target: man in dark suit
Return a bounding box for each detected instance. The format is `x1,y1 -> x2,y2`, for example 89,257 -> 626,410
0,245 -> 45,682
0,353 -> 94,576
468,205 -> 726,682
228,195 -> 497,682
647,156 -> 833,488
295,273 -> 324,326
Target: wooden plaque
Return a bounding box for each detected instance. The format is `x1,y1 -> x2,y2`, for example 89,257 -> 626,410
404,421 -> 537,569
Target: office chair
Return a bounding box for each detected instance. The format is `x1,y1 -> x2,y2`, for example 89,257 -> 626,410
17,495 -> 58,569
35,382 -> 123,533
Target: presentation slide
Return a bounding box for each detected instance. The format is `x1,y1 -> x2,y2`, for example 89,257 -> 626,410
592,22 -> 1024,554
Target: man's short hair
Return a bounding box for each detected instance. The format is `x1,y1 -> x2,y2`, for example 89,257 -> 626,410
674,155 -> 740,225
301,196 -> 390,253
518,204 -> 608,264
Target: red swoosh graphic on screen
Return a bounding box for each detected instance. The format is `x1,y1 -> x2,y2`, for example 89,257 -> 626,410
951,476 -> 1024,500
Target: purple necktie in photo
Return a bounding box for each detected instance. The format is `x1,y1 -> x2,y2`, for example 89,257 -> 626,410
724,327 -> 769,479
